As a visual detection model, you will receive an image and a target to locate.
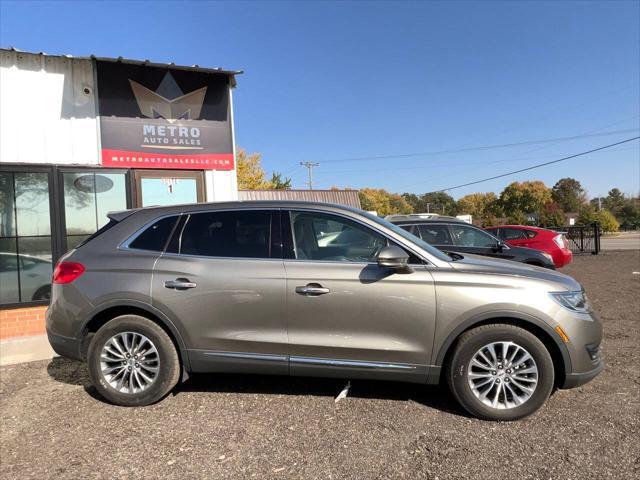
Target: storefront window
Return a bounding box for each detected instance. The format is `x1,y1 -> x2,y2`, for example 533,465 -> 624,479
63,172 -> 127,250
0,172 -> 53,304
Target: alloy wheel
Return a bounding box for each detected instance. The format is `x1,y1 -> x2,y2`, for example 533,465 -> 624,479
100,332 -> 160,394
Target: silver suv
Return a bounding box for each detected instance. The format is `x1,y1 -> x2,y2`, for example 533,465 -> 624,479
46,201 -> 603,421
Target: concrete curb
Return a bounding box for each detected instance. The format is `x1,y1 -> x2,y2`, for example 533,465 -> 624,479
0,335 -> 57,366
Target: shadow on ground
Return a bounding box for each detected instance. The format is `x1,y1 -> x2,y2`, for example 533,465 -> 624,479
46,356 -> 468,417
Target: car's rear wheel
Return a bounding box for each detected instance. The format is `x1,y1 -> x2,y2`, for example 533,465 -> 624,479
447,324 -> 554,421
87,314 -> 180,406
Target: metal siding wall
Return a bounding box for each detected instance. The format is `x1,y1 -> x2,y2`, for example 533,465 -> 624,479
238,190 -> 362,209
0,51 -> 100,165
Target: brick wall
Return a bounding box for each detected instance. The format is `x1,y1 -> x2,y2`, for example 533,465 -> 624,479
0,306 -> 48,339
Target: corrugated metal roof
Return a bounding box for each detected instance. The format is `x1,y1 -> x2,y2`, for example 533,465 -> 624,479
238,190 -> 362,209
1,47 -> 242,86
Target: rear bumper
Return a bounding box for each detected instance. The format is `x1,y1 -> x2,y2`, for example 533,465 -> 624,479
46,328 -> 82,361
554,248 -> 573,268
561,360 -> 604,389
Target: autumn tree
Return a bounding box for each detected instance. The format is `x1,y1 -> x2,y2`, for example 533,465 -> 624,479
402,192 -> 458,215
457,192 -> 502,226
359,188 -> 413,216
551,178 -> 586,212
499,181 -> 552,217
236,149 -> 291,190
538,201 -> 565,228
594,209 -> 619,233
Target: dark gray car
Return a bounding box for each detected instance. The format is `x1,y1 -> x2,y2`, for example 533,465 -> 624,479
390,217 -> 556,268
46,201 -> 603,421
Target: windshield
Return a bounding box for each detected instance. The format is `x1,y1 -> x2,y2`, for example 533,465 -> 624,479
359,211 -> 452,262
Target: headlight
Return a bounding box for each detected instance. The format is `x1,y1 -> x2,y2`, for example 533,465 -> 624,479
550,291 -> 591,313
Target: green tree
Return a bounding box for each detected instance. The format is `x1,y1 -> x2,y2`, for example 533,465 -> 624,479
359,188 -> 413,216
594,209 -> 619,233
604,188 -> 626,217
577,205 -> 597,225
401,192 -> 458,215
267,172 -> 292,190
538,201 -> 565,228
507,210 -> 527,225
551,178 -> 586,212
617,199 -> 640,228
499,181 -> 552,218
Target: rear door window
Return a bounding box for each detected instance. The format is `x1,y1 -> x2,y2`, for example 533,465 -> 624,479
503,228 -> 528,240
129,216 -> 179,252
417,224 -> 453,245
174,210 -> 272,259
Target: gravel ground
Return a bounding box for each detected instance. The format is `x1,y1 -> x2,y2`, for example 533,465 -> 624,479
1,250 -> 639,479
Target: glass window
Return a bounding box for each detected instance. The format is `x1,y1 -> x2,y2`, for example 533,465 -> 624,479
129,216 -> 178,252
451,224 -> 498,247
0,172 -> 53,305
503,228 -> 527,240
417,224 -> 453,245
177,210 -> 272,259
63,172 -> 127,251
524,229 -> 538,239
290,211 -> 386,262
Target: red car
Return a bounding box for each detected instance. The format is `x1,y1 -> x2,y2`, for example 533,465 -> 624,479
484,225 -> 573,268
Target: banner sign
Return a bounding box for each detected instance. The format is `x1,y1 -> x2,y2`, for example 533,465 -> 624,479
96,61 -> 234,170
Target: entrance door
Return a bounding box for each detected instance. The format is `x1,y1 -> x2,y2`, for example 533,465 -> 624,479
134,170 -> 204,207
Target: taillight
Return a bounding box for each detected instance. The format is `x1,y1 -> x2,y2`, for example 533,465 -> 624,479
553,234 -> 566,249
53,262 -> 85,284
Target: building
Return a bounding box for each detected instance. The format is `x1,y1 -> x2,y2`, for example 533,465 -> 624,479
0,48 -> 241,340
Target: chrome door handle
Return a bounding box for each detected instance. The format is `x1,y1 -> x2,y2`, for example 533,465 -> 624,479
295,284 -> 330,296
164,278 -> 197,290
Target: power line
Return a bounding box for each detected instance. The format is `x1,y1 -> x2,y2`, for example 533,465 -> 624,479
309,127 -> 638,164
427,136 -> 640,193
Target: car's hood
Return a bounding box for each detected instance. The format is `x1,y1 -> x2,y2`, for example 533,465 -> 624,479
448,253 -> 581,291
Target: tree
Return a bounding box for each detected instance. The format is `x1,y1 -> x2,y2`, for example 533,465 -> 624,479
577,205 -> 597,225
507,210 -> 527,225
457,192 -> 502,226
401,192 -> 457,215
359,188 -> 413,216
236,149 -> 268,189
604,188 -> 626,217
236,149 -> 292,190
551,178 -> 586,212
617,199 -> 640,229
268,173 -> 292,190
594,210 -> 619,233
499,181 -> 552,217
538,201 -> 565,228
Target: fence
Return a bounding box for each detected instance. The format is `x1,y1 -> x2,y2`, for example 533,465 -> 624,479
552,223 -> 601,255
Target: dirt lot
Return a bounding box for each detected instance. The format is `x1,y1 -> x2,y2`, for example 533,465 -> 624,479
1,251 -> 639,479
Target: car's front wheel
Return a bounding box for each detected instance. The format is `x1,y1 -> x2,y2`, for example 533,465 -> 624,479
447,324 -> 554,421
87,314 -> 180,406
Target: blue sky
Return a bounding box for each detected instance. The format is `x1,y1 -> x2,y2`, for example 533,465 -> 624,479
1,0 -> 638,199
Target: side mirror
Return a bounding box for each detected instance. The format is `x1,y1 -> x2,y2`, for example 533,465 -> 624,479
376,246 -> 413,273
496,240 -> 507,251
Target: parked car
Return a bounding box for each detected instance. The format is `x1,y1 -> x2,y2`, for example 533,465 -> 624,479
390,217 -> 556,269
485,225 -> 573,268
0,252 -> 51,303
47,202 -> 602,421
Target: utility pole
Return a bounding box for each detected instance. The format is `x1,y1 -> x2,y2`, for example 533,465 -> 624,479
300,161 -> 319,190
426,203 -> 431,213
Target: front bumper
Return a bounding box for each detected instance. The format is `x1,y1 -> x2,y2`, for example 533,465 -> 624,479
562,360 -> 604,388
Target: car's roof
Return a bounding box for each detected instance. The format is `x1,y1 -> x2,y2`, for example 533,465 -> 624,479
391,217 -> 469,225
107,200 -> 366,222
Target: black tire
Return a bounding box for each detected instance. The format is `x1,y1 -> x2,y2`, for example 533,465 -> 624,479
446,324 -> 554,421
87,314 -> 180,407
